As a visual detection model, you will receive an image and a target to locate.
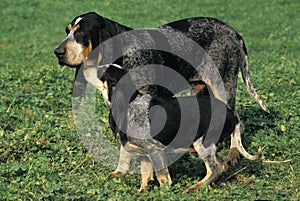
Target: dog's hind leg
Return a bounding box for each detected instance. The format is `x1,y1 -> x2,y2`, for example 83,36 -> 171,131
224,119 -> 242,166
184,138 -> 227,193
225,123 -> 262,163
225,132 -> 240,166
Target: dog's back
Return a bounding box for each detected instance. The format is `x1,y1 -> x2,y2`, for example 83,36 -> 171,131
149,95 -> 238,148
99,64 -> 238,149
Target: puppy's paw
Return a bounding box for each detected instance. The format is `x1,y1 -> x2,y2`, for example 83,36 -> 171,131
110,170 -> 126,177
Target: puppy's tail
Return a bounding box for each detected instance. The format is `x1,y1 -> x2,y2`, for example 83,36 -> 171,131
239,37 -> 270,113
235,123 -> 262,161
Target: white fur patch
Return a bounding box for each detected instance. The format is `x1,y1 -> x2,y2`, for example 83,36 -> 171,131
110,64 -> 123,69
74,17 -> 83,26
67,17 -> 83,39
97,63 -> 123,69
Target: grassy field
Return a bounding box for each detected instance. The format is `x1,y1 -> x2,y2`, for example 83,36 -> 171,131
1,0 -> 299,200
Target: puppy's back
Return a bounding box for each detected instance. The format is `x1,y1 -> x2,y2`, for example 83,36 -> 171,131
149,95 -> 238,148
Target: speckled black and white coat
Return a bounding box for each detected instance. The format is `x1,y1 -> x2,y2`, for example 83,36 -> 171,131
55,12 -> 265,178
100,64 -> 239,191
56,12 -> 269,113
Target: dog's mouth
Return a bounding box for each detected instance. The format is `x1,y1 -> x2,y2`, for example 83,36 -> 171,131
54,47 -> 83,68
56,58 -> 81,68
58,60 -> 66,66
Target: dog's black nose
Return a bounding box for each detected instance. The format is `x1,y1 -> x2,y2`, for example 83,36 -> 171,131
54,47 -> 65,58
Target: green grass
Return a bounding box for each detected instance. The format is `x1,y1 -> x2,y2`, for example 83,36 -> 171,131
1,0 -> 299,200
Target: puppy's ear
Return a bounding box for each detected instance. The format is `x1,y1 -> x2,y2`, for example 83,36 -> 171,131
105,64 -> 127,83
72,66 -> 87,97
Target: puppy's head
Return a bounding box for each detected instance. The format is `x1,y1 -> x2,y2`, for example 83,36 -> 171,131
97,64 -> 145,107
98,64 -> 127,84
97,64 -> 128,104
54,12 -> 105,68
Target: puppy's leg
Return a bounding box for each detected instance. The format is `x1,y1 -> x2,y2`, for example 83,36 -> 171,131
156,168 -> 172,188
139,156 -> 154,191
191,78 -> 240,166
225,123 -> 261,162
148,152 -> 172,187
111,145 -> 132,176
184,138 -> 227,193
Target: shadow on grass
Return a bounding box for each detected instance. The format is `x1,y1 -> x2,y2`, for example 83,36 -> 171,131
165,151 -> 265,189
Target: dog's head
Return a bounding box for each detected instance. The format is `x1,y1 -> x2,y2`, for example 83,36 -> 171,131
54,12 -> 132,97
54,12 -> 105,68
88,63 -> 143,107
96,64 -> 128,104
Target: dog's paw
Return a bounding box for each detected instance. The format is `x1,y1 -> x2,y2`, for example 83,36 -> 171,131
110,170 -> 126,177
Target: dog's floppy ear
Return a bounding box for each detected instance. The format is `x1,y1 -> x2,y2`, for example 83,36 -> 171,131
102,64 -> 127,85
72,53 -> 104,97
72,66 -> 87,97
97,64 -> 127,86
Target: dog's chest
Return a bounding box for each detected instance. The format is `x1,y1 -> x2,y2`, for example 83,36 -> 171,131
127,94 -> 152,139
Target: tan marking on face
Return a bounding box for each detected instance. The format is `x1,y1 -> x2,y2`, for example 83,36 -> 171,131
138,89 -> 146,94
56,17 -> 86,67
67,24 -> 72,31
103,81 -> 108,90
73,24 -> 80,32
82,40 -> 93,59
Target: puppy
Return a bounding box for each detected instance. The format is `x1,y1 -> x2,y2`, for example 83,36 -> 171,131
94,64 -> 260,192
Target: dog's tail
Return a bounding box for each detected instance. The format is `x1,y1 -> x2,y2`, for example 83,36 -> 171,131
239,37 -> 270,113
234,123 -> 262,161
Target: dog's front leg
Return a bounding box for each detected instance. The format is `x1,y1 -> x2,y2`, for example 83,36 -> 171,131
148,152 -> 172,188
111,145 -> 132,176
139,156 -> 154,191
